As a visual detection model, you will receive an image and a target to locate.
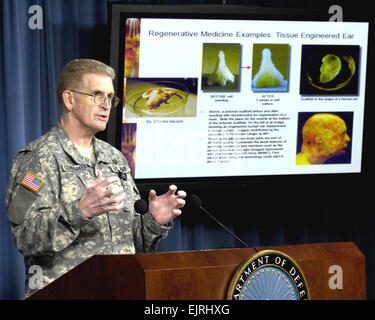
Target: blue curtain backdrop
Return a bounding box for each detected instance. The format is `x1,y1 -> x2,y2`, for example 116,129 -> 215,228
0,0 -> 116,299
1,0 -> 374,300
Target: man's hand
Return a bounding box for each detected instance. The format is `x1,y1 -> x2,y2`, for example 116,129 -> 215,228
78,172 -> 125,219
148,185 -> 186,225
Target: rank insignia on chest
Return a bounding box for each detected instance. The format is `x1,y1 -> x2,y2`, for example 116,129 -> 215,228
21,172 -> 44,192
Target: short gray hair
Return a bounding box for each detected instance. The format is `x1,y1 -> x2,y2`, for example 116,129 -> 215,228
57,59 -> 115,107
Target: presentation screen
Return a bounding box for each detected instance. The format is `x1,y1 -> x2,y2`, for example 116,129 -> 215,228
109,5 -> 369,185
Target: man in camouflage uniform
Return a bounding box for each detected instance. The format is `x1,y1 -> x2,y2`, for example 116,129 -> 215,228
5,59 -> 186,298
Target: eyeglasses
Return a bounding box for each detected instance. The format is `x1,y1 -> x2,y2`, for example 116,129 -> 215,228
70,89 -> 120,108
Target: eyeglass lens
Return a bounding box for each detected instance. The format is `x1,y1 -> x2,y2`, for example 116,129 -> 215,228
94,95 -> 119,107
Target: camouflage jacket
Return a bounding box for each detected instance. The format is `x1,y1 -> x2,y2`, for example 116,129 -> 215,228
5,123 -> 171,297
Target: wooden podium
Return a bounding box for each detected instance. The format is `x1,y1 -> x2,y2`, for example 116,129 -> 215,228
29,242 -> 366,300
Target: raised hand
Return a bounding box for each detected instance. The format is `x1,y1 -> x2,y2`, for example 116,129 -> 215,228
78,172 -> 125,219
148,185 -> 186,226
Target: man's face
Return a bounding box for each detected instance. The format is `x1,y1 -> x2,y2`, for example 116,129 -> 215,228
304,114 -> 350,159
71,73 -> 114,135
320,119 -> 350,157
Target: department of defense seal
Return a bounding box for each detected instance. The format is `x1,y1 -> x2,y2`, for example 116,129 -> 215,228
227,250 -> 310,300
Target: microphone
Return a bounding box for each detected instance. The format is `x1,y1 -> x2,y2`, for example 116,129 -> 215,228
134,199 -> 148,215
134,199 -> 148,253
190,194 -> 249,248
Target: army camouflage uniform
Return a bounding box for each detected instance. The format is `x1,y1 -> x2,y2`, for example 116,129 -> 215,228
5,123 -> 171,298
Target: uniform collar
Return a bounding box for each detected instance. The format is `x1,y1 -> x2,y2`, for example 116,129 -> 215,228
92,136 -> 113,164
55,122 -> 113,165
55,122 -> 92,165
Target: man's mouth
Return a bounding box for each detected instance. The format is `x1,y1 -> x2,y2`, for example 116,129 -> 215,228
97,114 -> 109,121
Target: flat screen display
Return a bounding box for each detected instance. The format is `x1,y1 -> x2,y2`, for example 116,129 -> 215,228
109,5 -> 369,186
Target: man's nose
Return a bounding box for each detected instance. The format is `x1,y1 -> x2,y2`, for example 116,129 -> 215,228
100,99 -> 111,109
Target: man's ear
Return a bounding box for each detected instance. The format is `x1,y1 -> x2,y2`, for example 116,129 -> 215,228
62,90 -> 74,111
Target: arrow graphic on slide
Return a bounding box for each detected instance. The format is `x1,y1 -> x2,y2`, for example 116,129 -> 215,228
241,66 -> 251,69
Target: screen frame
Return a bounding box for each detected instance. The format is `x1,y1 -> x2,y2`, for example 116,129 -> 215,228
107,3 -> 373,192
